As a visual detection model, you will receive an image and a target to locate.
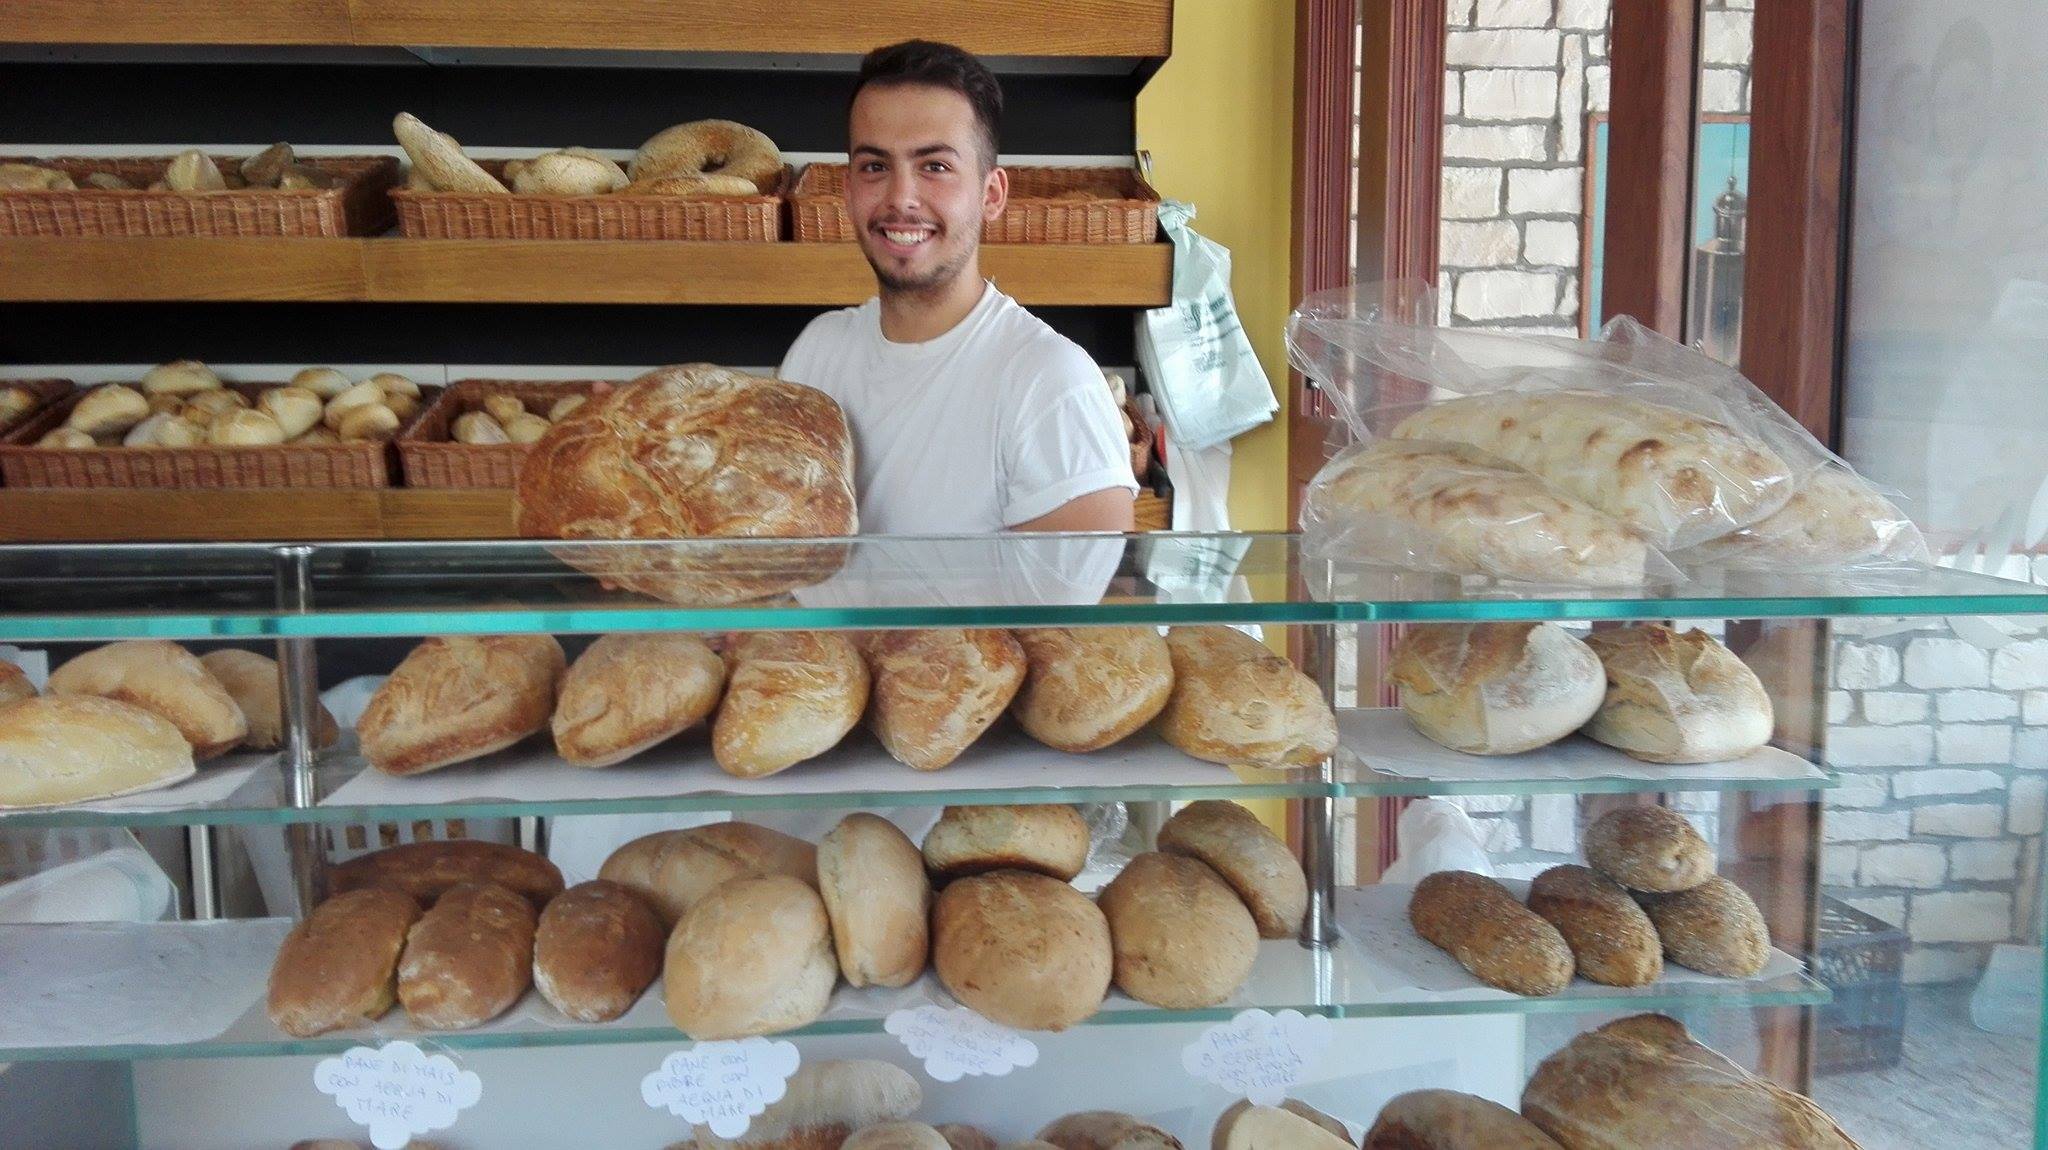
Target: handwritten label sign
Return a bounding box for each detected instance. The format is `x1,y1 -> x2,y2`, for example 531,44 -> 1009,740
885,1005 -> 1039,1082
312,1041 -> 482,1150
641,1037 -> 801,1138
1180,1009 -> 1331,1106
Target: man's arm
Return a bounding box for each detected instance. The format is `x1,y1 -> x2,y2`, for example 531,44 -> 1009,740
1011,487 -> 1136,532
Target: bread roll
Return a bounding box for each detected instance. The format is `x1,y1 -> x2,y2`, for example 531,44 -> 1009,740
291,366 -> 351,399
844,1123 -> 951,1150
240,141 -> 294,187
1389,623 -> 1604,754
370,372 -> 420,399
0,694 -> 195,808
818,813 -> 929,988
1581,625 -> 1773,763
453,411 -> 510,444
1156,800 -> 1308,939
1213,1105 -> 1353,1150
551,633 -> 725,767
533,879 -> 663,1022
141,360 -> 221,396
66,385 -> 149,436
209,408 -> 287,446
1526,864 -> 1661,987
1634,876 -> 1770,977
293,427 -> 340,445
482,394 -> 527,425
328,839 -> 565,910
1521,1014 -> 1861,1149
691,1060 -> 920,1150
1159,627 -> 1336,767
513,148 -> 630,195
37,427 -> 94,449
356,635 -> 564,775
164,149 -> 226,192
155,416 -> 207,447
1217,1102 -> 1351,1149
713,631 -> 869,778
119,411 -> 178,447
323,380 -> 387,429
1363,1091 -> 1562,1149
267,888 -> 423,1037
664,874 -> 836,1039
338,402 -> 401,443
503,411 -> 550,443
398,881 -> 538,1029
0,162 -> 74,190
392,112 -> 508,194
598,821 -> 817,926
865,629 -> 1026,770
921,803 -> 1090,881
0,386 -> 37,424
1583,806 -> 1715,893
197,648 -> 339,751
1409,870 -> 1573,996
48,640 -> 247,759
937,1126 -> 1001,1150
1098,852 -> 1257,1008
548,394 -> 586,421
932,869 -> 1111,1031
1011,626 -> 1174,752
259,386 -> 324,438
0,661 -> 33,707
1037,1113 -> 1182,1150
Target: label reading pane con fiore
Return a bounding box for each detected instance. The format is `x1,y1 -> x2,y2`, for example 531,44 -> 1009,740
1181,1009 -> 1332,1106
885,1004 -> 1040,1082
641,1037 -> 801,1139
312,1040 -> 482,1150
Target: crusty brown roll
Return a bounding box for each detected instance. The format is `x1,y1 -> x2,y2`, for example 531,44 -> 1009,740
1363,1090 -> 1562,1149
713,630 -> 869,778
1582,805 -> 1715,893
691,1060 -> 921,1150
1634,876 -> 1771,978
267,888 -> 423,1037
1011,626 -> 1174,753
1526,864 -> 1661,988
1580,625 -> 1774,763
1409,870 -> 1573,996
844,1123 -> 952,1150
47,639 -> 247,760
1213,1104 -> 1354,1150
197,648 -> 339,752
1156,800 -> 1308,939
1389,622 -> 1605,755
1037,1112 -> 1183,1150
865,629 -> 1026,771
932,869 -> 1112,1031
597,820 -> 817,927
533,879 -> 664,1022
551,633 -> 725,767
937,1125 -> 1001,1150
818,813 -> 929,989
1217,1101 -> 1353,1149
921,803 -> 1090,881
397,880 -> 538,1029
1159,627 -> 1337,767
0,661 -> 33,707
1099,852 -> 1257,1009
356,635 -> 565,776
663,874 -> 837,1039
0,694 -> 195,809
327,839 -> 564,910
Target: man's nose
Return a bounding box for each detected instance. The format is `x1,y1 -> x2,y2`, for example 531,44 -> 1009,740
884,167 -> 921,212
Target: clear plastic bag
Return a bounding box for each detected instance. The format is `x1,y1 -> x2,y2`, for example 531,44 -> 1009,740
1674,459 -> 1931,571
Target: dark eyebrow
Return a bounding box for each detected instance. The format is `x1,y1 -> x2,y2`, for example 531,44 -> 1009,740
849,144 -> 962,161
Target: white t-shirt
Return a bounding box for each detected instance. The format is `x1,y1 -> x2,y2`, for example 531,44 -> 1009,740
777,282 -> 1137,534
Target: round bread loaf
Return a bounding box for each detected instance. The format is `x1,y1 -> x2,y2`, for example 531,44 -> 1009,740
1159,626 -> 1337,767
598,820 -> 817,927
843,1123 -> 952,1150
1036,1112 -> 1183,1150
691,1059 -> 920,1150
922,803 -> 1091,881
0,694 -> 196,809
1582,806 -> 1715,893
1389,622 -> 1604,755
0,660 -> 33,707
865,629 -> 1026,771
664,874 -> 836,1039
140,360 -> 221,396
327,839 -> 564,910
932,869 -> 1111,1031
1155,800 -> 1308,939
1409,870 -> 1573,996
1580,625 -> 1773,763
1098,852 -> 1257,1009
551,633 -> 726,767
266,887 -> 423,1037
1011,626 -> 1174,752
1216,1100 -> 1352,1149
713,630 -> 869,779
818,813 -> 930,988
355,635 -> 565,776
1213,1104 -> 1354,1150
1362,1090 -> 1563,1149
533,879 -> 664,1022
1634,875 -> 1770,977
47,639 -> 248,760
1525,864 -> 1661,987
198,648 -> 340,752
397,880 -> 538,1030
937,1125 -> 1001,1150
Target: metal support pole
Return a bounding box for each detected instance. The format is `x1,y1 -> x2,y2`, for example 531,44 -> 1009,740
275,545 -> 324,917
186,825 -> 219,919
1296,600 -> 1341,950
517,816 -> 545,856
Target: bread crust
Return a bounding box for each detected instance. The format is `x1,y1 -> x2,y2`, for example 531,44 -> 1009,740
1409,870 -> 1573,996
865,629 -> 1026,771
533,879 -> 664,1022
663,874 -> 836,1039
0,694 -> 196,808
598,821 -> 817,927
267,887 -> 422,1037
1582,806 -> 1715,893
198,648 -> 338,752
1098,852 -> 1257,1009
1526,864 -> 1662,987
552,633 -> 725,767
47,640 -> 247,760
1011,626 -> 1174,753
713,631 -> 868,778
1389,623 -> 1604,755
1159,627 -> 1336,767
932,869 -> 1112,1031
1580,625 -> 1773,763
1634,876 -> 1770,977
1156,800 -> 1308,939
1363,1090 -> 1562,1149
356,635 -> 564,775
922,803 -> 1091,881
327,839 -> 564,910
818,813 -> 930,988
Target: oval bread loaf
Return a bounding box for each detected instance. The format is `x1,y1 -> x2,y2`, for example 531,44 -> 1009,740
397,880 -> 538,1029
844,1123 -> 952,1150
1582,805 -> 1715,893
1525,864 -> 1661,987
356,635 -> 565,776
932,869 -> 1112,1031
1580,624 -> 1773,763
1037,1112 -> 1183,1150
512,148 -> 629,195
921,803 -> 1091,881
1011,626 -> 1174,753
198,648 -> 339,752
0,694 -> 196,809
1389,622 -> 1604,755
47,639 -> 248,760
533,879 -> 664,1022
1634,875 -> 1770,978
938,1126 -> 1001,1150
551,632 -> 725,767
1156,800 -> 1308,939
865,629 -> 1026,771
1362,1090 -> 1563,1149
1215,1100 -> 1353,1149
1213,1105 -> 1354,1150
1159,626 -> 1336,767
327,839 -> 564,910
1098,852 -> 1258,1009
663,874 -> 836,1039
713,630 -> 869,778
598,820 -> 817,926
141,360 -> 221,397
266,887 -> 423,1037
1409,870 -> 1573,996
818,812 -> 930,989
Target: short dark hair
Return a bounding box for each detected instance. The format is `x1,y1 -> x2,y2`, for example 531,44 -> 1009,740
850,39 -> 1004,171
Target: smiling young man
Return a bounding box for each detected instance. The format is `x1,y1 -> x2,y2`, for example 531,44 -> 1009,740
777,40 -> 1138,535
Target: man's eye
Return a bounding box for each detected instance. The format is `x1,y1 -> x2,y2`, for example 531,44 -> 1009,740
924,161 -> 950,173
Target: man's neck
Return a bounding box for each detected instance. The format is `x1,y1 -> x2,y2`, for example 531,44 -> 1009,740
877,262 -> 987,344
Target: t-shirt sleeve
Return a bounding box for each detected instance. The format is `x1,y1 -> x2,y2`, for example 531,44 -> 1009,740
776,313 -> 829,383
1000,342 -> 1140,527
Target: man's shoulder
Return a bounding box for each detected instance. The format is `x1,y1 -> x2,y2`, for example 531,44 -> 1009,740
980,291 -> 1099,383
780,300 -> 875,380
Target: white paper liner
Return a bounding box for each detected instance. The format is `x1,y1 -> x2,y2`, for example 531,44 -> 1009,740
1339,709 -> 1826,786
0,917 -> 290,1048
0,754 -> 271,815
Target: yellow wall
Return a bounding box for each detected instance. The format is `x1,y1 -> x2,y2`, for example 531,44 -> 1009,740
1135,0 -> 1297,532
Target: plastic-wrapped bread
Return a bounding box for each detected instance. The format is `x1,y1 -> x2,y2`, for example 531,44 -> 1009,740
1633,876 -> 1770,978
1408,870 -> 1572,996
1580,625 -> 1773,763
1676,463 -> 1930,571
1388,622 -> 1605,754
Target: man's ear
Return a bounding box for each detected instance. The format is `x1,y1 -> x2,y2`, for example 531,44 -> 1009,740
982,165 -> 1009,223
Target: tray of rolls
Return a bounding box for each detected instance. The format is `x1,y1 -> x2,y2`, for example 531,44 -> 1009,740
0,146 -> 398,238
395,379 -> 599,488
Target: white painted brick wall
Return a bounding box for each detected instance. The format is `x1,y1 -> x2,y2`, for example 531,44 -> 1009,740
2016,728 -> 2048,769
1904,637 -> 1991,689
1858,843 -> 1945,889
1444,124 -> 1550,162
1557,0 -> 1606,31
1836,644 -> 1902,689
1913,803 -> 2005,839
1828,690 -> 1854,723
1559,33 -> 1586,163
1891,768 -> 2006,799
1951,839 -> 2022,882
1701,69 -> 1746,114
1909,890 -> 2013,944
1475,0 -> 1554,28
1862,691 -> 1928,724
2025,690 -> 2048,723
1446,29 -> 1562,67
1845,894 -> 1907,924
1702,9 -> 1754,65
1441,167 -> 1503,219
1825,724 -> 1933,768
1440,220 -> 1522,267
1938,689 -> 2019,721
1453,270 -> 1560,320
1529,793 -> 1576,853
1586,63 -> 1610,112
1830,778 -> 1889,809
1992,639 -> 2048,689
1825,810 -> 1913,843
1445,72 -> 1462,117
1935,724 -> 2015,765
1523,219 -> 1578,266
1464,69 -> 1559,121
2011,777 -> 2047,834
1822,844 -> 1858,886
1506,167 -> 1581,214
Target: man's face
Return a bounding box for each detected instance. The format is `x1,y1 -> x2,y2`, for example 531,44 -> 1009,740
846,83 -> 1006,297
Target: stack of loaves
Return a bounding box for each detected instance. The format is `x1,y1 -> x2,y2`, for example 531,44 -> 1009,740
394,112 -> 781,197
36,362 -> 423,449
1407,805 -> 1771,997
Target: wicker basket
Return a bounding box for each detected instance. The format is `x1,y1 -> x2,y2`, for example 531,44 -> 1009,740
0,155 -> 399,238
397,379 -> 602,488
791,163 -> 1160,244
393,162 -> 789,241
0,380 -> 73,441
0,382 -> 428,489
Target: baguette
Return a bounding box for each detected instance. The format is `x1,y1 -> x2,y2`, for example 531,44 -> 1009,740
1409,870 -> 1573,996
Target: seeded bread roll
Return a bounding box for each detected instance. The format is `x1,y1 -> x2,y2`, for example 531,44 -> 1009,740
1409,870 -> 1573,996
921,803 -> 1091,881
267,888 -> 423,1037
663,874 -> 837,1039
1098,852 -> 1258,1009
932,869 -> 1112,1031
1389,622 -> 1605,755
551,633 -> 725,766
328,839 -> 564,910
1362,1090 -> 1563,1149
47,640 -> 248,760
1582,806 -> 1715,893
1037,1112 -> 1183,1150
1213,1105 -> 1354,1150
1156,800 -> 1308,939
598,820 -> 817,927
1159,626 -> 1337,767
1634,876 -> 1771,978
1010,626 -> 1174,752
818,812 -> 930,988
397,880 -> 538,1029
1580,625 -> 1773,763
1216,1100 -> 1353,1149
1526,864 -> 1661,987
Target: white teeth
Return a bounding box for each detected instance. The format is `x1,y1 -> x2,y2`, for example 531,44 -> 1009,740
883,228 -> 931,245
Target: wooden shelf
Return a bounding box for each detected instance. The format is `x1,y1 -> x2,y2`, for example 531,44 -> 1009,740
0,1 -> 1172,57
0,237 -> 1171,307
0,488 -> 515,542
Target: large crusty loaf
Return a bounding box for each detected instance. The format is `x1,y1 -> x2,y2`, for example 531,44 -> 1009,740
663,874 -> 837,1039
1098,852 -> 1257,1009
1363,1090 -> 1563,1149
1582,806 -> 1715,893
1213,1104 -> 1354,1150
921,803 -> 1091,881
267,887 -> 423,1037
1037,1112 -> 1183,1150
1011,626 -> 1174,752
1158,627 -> 1337,767
598,820 -> 817,927
514,365 -> 857,605
1521,1013 -> 1861,1148
1156,800 -> 1308,939
1410,870 -> 1573,996
0,661 -> 32,707
551,633 -> 725,767
1390,389 -> 1795,550
1389,623 -> 1604,755
47,640 -> 247,760
197,648 -> 339,752
691,1060 -> 920,1150
328,838 -> 562,911
932,869 -> 1112,1031
1580,625 -> 1773,763
533,879 -> 664,1022
1634,876 -> 1770,978
357,635 -> 565,775
397,880 -> 538,1030
713,631 -> 869,778
844,1123 -> 952,1150
0,694 -> 196,809
1526,865 -> 1661,988
1215,1100 -> 1352,1150
865,629 -> 1027,771
1300,439 -> 1651,586
818,813 -> 930,988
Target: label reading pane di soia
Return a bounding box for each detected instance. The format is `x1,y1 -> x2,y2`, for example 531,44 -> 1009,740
1181,1009 -> 1332,1106
642,1037 -> 802,1139
312,1040 -> 482,1150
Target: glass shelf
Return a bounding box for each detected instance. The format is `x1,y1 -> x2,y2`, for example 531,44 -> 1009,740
1,534 -> 2044,641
